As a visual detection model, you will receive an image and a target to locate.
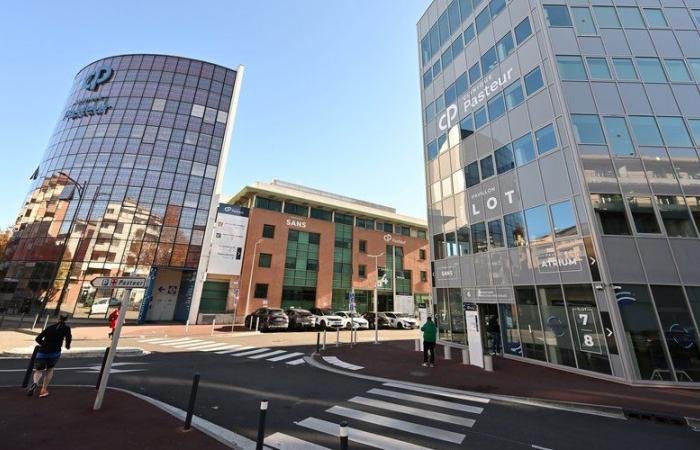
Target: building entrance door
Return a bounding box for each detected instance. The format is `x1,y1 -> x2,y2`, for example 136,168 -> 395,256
464,303 -> 483,368
480,304 -> 500,356
147,269 -> 181,321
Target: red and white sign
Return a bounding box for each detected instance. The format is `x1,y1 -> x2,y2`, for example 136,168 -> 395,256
91,277 -> 147,289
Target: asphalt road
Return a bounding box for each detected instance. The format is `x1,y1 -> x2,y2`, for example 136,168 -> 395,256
1,335 -> 698,449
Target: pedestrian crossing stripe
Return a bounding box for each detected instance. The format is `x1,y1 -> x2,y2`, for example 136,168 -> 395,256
296,417 -> 431,450
348,396 -> 475,427
267,352 -> 303,362
367,388 -> 484,414
264,432 -> 330,450
322,356 -> 363,371
286,358 -> 306,366
382,382 -> 491,404
248,350 -> 286,359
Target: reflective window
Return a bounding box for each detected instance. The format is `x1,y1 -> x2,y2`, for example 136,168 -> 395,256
459,0 -> 473,21
448,0 -> 461,33
465,161 -> 480,187
444,83 -> 457,106
433,60 -> 442,77
535,124 -> 558,155
656,196 -> 697,237
427,140 -> 438,160
481,46 -> 498,74
550,200 -> 577,237
524,67 -> 544,94
688,59 -> 700,82
456,72 -> 469,96
487,93 -> 506,121
557,56 -> 588,80
603,117 -> 635,156
629,116 -> 663,146
496,33 -> 514,61
587,57 -> 612,80
564,285 -> 612,374
616,284 -> 672,380
457,225 -> 471,255
512,133 -> 535,166
438,12 -> 450,46
441,47 -> 454,69
688,119 -> 700,145
445,232 -> 459,257
504,211 -> 527,247
612,58 -> 638,80
460,115 -> 474,139
515,287 -> 547,361
590,193 -> 631,235
474,106 -> 488,128
487,219 -> 505,249
643,8 -> 668,27
489,0 -> 506,17
693,9 -> 700,27
463,23 -> 476,45
618,7 -> 645,28
469,62 -> 481,83
651,286 -> 700,382
423,69 -> 432,88
538,286 -> 577,367
451,37 -> 464,60
500,304 -> 522,356
435,289 -> 451,340
684,287 -> 700,348
657,117 -> 692,147
544,5 -> 572,27
571,114 -> 606,144
593,6 -> 621,28
495,144 -> 515,174
524,205 -> 551,245
571,7 -> 597,34
480,155 -> 495,180
475,7 -> 491,33
628,196 -> 661,234
637,58 -> 667,82
665,60 -> 691,82
514,17 -> 532,44
471,222 -> 488,253
448,288 -> 466,345
504,81 -> 524,109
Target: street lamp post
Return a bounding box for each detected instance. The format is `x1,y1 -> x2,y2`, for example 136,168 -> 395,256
53,171 -> 85,316
244,238 -> 264,320
367,252 -> 384,344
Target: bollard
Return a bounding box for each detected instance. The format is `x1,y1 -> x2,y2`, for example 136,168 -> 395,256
18,313 -> 25,329
339,420 -> 349,450
316,332 -> 321,353
255,317 -> 260,332
444,345 -> 452,360
22,346 -> 40,388
414,339 -> 420,352
184,373 -> 201,430
211,318 -> 216,336
95,347 -> 110,389
484,354 -> 493,372
185,320 -> 190,334
323,329 -> 327,350
32,313 -> 40,330
256,400 -> 268,450
43,315 -> 49,330
336,328 -> 340,347
461,348 -> 470,365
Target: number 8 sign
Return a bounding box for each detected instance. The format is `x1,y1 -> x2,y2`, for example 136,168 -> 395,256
572,307 -> 603,354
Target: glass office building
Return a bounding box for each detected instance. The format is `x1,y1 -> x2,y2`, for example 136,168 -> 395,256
0,54 -> 243,322
419,0 -> 700,385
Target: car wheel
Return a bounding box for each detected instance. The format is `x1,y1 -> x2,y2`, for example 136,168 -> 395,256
397,322 -> 404,329
345,322 -> 352,330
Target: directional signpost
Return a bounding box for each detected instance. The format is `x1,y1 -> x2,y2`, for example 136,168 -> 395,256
91,276 -> 146,411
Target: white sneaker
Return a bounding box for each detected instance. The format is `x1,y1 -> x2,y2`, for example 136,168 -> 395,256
421,363 -> 428,367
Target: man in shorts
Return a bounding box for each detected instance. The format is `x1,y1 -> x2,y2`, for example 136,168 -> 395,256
27,314 -> 72,398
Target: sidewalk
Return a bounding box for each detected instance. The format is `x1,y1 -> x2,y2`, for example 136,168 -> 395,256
319,340 -> 700,420
0,386 -> 231,450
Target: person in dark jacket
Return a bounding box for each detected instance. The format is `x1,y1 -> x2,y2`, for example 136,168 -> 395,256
487,315 -> 501,355
421,316 -> 437,367
27,315 -> 72,398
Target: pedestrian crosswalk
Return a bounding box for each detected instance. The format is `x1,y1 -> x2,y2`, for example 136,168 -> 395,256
266,381 -> 491,449
137,338 -> 306,366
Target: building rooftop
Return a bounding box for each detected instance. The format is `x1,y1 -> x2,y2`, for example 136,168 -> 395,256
226,180 -> 427,229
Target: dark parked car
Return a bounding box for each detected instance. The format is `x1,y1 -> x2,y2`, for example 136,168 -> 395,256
363,312 -> 389,329
285,308 -> 316,331
244,308 -> 289,332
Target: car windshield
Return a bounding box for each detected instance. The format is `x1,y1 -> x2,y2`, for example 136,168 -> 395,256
319,309 -> 333,315
269,309 -> 284,315
296,310 -> 311,316
396,313 -> 413,318
385,313 -> 396,318
349,313 -> 361,318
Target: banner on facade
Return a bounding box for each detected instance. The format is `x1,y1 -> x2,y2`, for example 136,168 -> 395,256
207,204 -> 250,276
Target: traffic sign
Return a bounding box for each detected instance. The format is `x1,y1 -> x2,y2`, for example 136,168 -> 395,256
91,277 -> 147,289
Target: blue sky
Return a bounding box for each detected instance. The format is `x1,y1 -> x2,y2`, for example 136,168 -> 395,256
0,0 -> 430,227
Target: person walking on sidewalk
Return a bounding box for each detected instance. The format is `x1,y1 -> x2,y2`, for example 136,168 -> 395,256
108,308 -> 119,339
27,314 -> 72,398
487,315 -> 501,355
421,316 -> 437,368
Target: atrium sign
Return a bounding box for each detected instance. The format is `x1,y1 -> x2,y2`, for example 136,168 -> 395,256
438,67 -> 514,131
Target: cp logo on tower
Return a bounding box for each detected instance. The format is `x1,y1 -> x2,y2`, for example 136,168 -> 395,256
82,65 -> 114,91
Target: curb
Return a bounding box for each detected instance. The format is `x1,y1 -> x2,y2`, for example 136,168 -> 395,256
2,347 -> 147,358
306,352 -> 699,430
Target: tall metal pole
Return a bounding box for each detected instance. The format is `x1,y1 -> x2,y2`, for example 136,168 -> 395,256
94,288 -> 131,410
368,253 -> 383,345
53,172 -> 84,316
392,244 -> 396,310
244,239 -> 263,319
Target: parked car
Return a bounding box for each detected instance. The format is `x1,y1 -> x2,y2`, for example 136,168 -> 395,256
309,307 -> 344,330
285,308 -> 316,331
90,297 -> 120,315
363,312 -> 389,329
380,311 -> 418,329
244,308 -> 289,332
335,311 -> 369,330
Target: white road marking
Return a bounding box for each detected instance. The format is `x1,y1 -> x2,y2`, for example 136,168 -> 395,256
214,345 -> 245,354
349,396 -> 475,427
296,417 -> 431,450
232,348 -> 270,357
383,382 -> 490,404
267,352 -> 303,362
169,340 -> 210,348
368,388 -> 483,414
222,346 -> 255,354
286,358 -> 306,366
151,337 -> 199,345
138,337 -> 174,343
185,342 -> 229,351
326,405 -> 465,443
264,432 -> 330,450
532,445 -> 554,450
322,356 -> 364,370
248,350 -> 287,360
198,344 -> 238,352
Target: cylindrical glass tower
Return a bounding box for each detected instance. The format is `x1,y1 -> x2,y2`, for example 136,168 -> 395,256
0,54 -> 241,321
